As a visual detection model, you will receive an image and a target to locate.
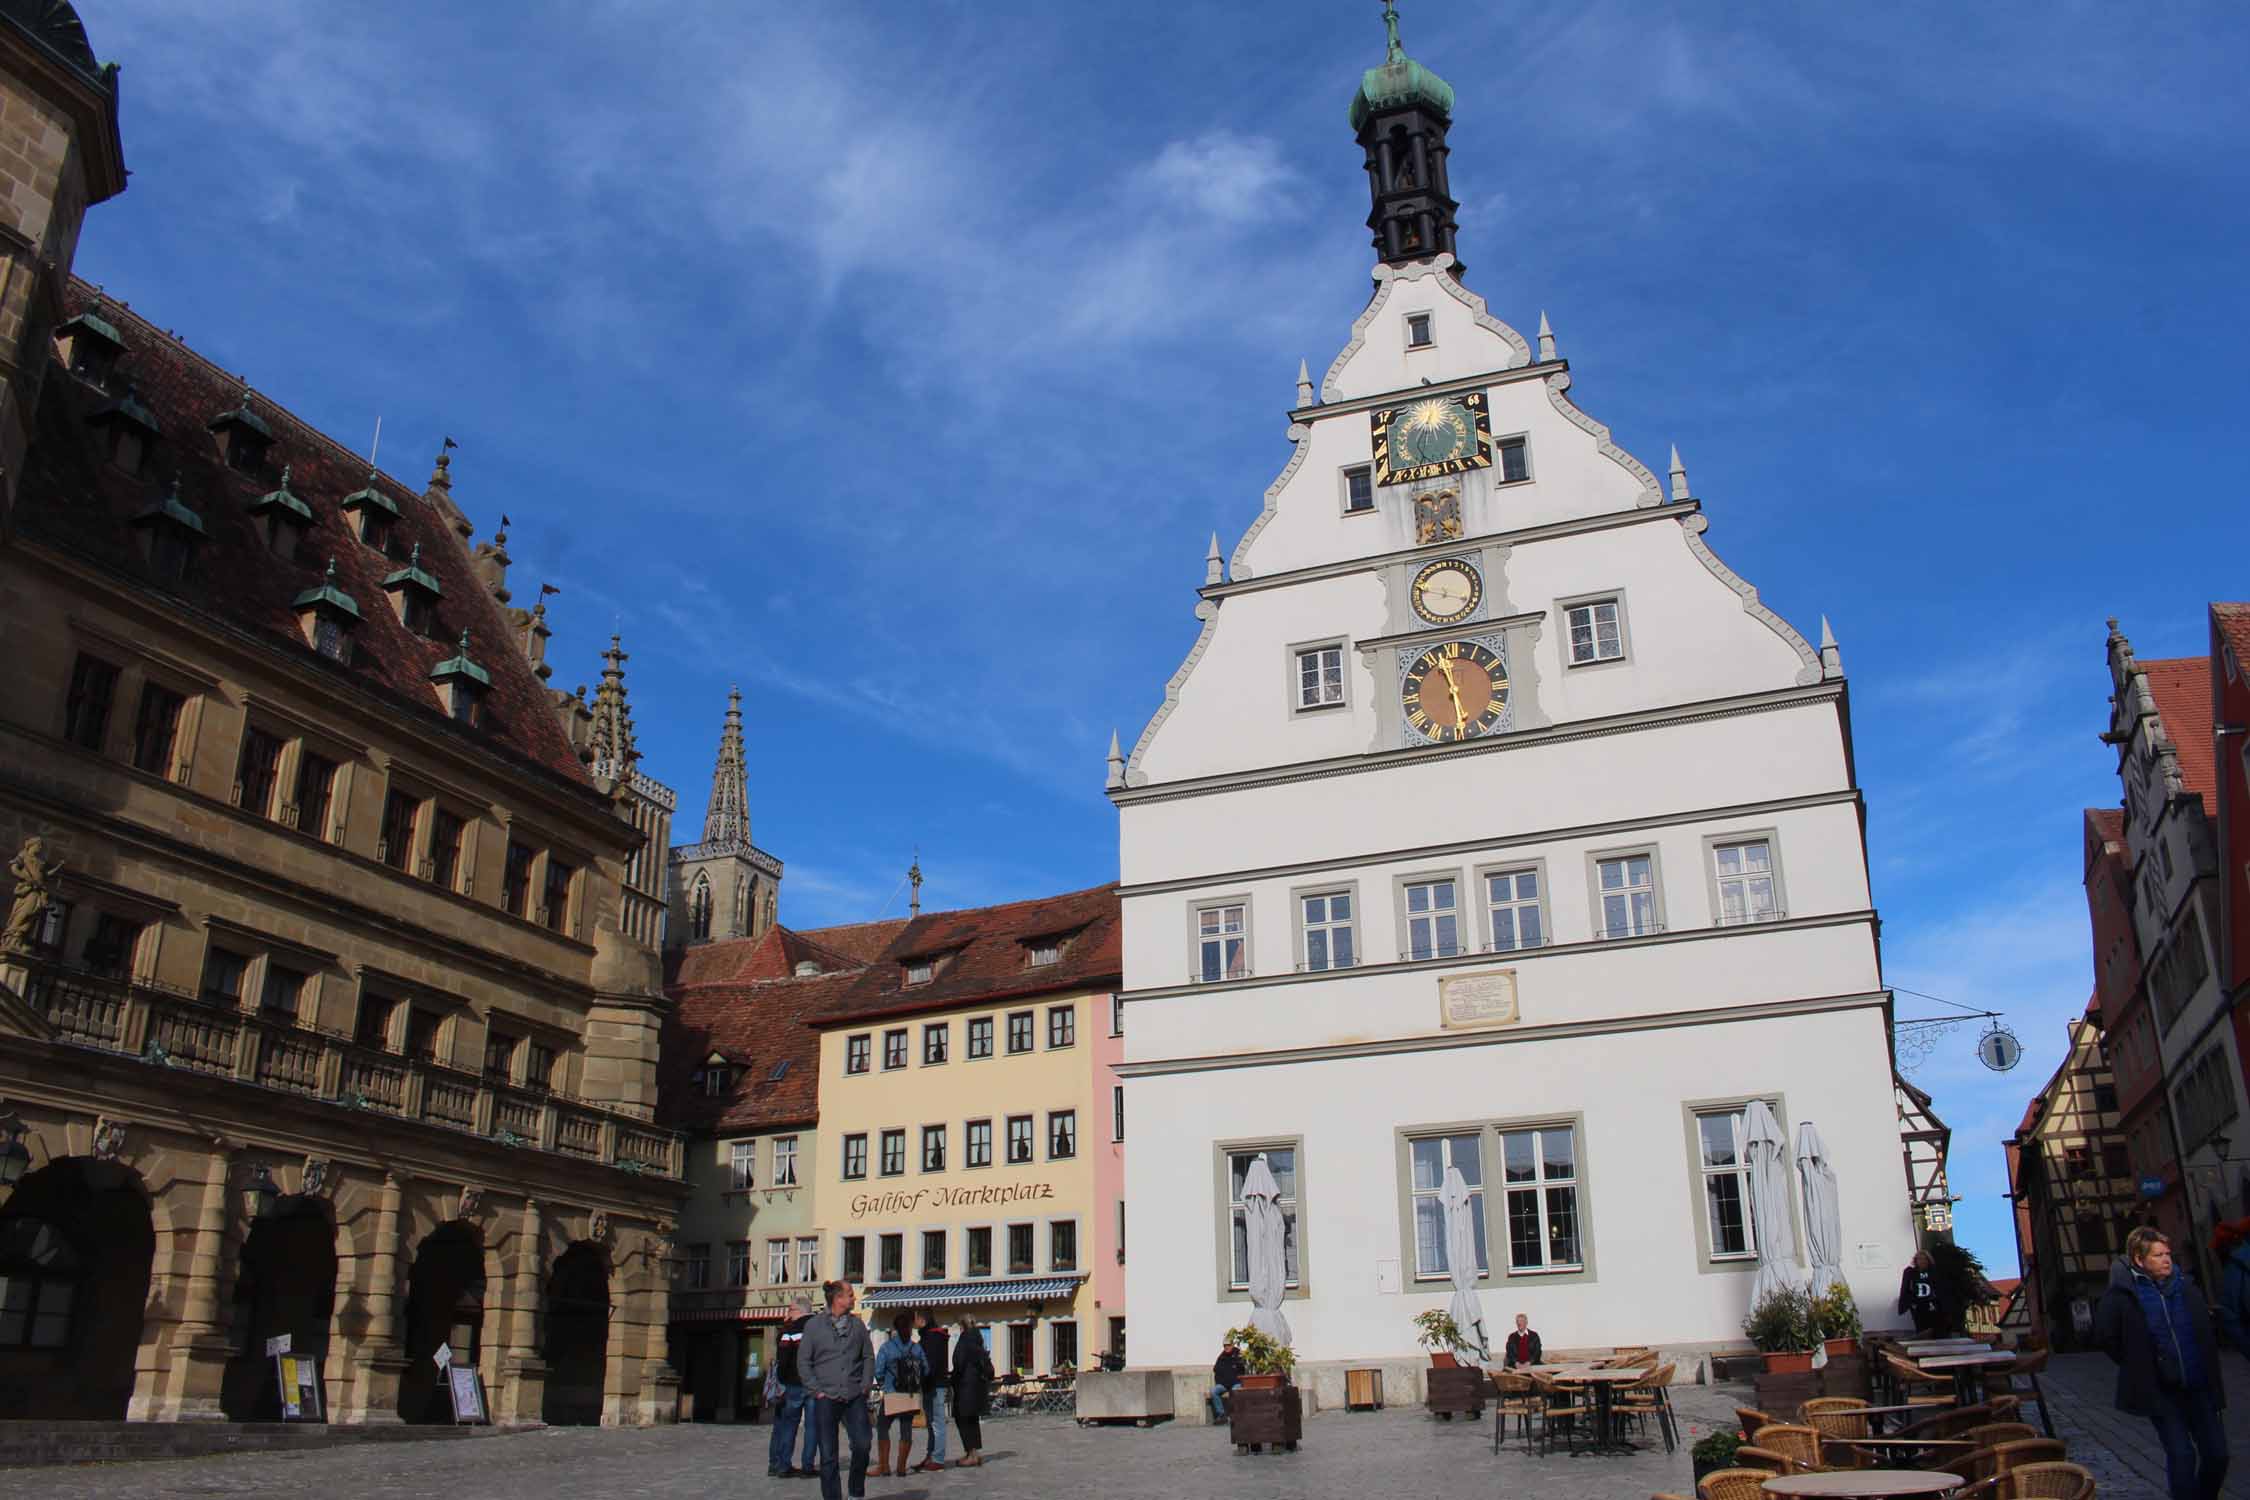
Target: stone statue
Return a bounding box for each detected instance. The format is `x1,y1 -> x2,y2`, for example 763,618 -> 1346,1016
2,836 -> 63,955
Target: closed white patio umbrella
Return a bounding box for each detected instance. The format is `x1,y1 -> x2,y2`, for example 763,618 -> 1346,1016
1241,1155 -> 1293,1345
1441,1166 -> 1490,1362
1744,1099 -> 1803,1310
1796,1120 -> 1845,1298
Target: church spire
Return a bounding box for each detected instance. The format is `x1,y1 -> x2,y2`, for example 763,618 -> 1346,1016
1350,1 -> 1461,272
588,633 -> 638,780
702,686 -> 751,849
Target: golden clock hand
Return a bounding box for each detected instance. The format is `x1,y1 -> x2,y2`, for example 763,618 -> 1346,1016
1435,656 -> 1466,725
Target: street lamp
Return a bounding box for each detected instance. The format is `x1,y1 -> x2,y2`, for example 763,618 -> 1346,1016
243,1163 -> 280,1221
0,1114 -> 29,1188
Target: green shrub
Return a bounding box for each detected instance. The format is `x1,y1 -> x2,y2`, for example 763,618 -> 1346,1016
1222,1324 -> 1297,1377
1742,1284 -> 1814,1352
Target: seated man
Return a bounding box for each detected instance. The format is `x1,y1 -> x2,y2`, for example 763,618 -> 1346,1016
1211,1341 -> 1246,1421
1502,1312 -> 1543,1368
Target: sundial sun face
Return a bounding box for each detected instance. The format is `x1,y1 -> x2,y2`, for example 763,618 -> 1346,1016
1370,391 -> 1491,486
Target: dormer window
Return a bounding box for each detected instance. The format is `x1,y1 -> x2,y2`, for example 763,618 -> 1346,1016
207,388 -> 273,474
291,558 -> 362,663
1025,930 -> 1076,968
55,309 -> 126,390
131,479 -> 205,585
429,629 -> 491,725
903,958 -> 934,986
87,384 -> 160,476
341,471 -> 400,555
246,465 -> 313,561
382,543 -> 443,636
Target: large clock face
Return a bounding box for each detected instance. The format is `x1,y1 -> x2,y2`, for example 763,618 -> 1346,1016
1372,392 -> 1492,486
1401,640 -> 1507,743
1411,558 -> 1481,625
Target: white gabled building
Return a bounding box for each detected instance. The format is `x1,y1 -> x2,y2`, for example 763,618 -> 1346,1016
1110,9 -> 1916,1395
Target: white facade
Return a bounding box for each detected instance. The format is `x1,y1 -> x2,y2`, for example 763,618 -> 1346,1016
1111,249 -> 1917,1372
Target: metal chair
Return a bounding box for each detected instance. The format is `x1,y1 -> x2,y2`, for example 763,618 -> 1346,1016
1490,1370 -> 1543,1454
2002,1350 -> 2055,1437
1531,1373 -> 1592,1457
1617,1362 -> 1677,1452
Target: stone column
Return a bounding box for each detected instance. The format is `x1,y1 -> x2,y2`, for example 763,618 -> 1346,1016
337,1170 -> 410,1424
154,1139 -> 236,1421
635,1235 -> 680,1426
496,1197 -> 549,1424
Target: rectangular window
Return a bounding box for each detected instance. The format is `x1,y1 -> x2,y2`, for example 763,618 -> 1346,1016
1196,903 -> 1248,982
967,1017 -> 994,1059
841,1236 -> 865,1282
684,1244 -> 711,1291
1404,879 -> 1460,960
1566,598 -> 1623,664
796,1236 -> 819,1284
1027,940 -> 1062,967
845,1035 -> 871,1075
773,1135 -> 799,1186
1048,1110 -> 1078,1160
1296,645 -> 1345,710
1299,889 -> 1355,971
1498,436 -> 1529,483
1052,1320 -> 1079,1371
1410,1133 -> 1488,1279
200,948 -> 247,1007
1228,1148 -> 1300,1289
728,1241 -> 752,1288
880,1129 -> 906,1177
921,1124 -> 947,1172
260,964 -> 307,1020
1111,994 -> 1125,1036
967,1226 -> 993,1277
236,728 -> 284,818
84,912 -> 141,977
922,1230 -> 947,1280
1484,869 -> 1544,951
132,683 -> 185,775
1050,1220 -> 1078,1272
1696,1109 -> 1758,1259
1006,1011 -> 1034,1054
1596,854 -> 1657,938
768,1238 -> 790,1285
501,840 -> 535,916
879,1233 -> 904,1284
1713,840 -> 1780,924
1344,465 -> 1374,513
405,1007 -> 443,1063
354,994 -> 396,1051
63,654 -> 119,750
1406,312 -> 1433,347
1047,1005 -> 1075,1049
731,1140 -> 756,1191
525,1042 -> 557,1091
1006,1115 -> 1034,1165
1501,1125 -> 1582,1272
293,752 -> 338,841
842,1133 -> 868,1180
967,1119 -> 993,1168
882,1028 -> 908,1070
541,858 -> 576,933
1007,1223 -> 1035,1276
380,790 -> 421,871
923,1023 -> 949,1065
1113,1085 -> 1125,1143
427,808 -> 466,891
482,1030 -> 519,1080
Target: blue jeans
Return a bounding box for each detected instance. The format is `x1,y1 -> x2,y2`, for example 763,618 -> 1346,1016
2148,1384 -> 2228,1500
813,1394 -> 872,1500
1212,1381 -> 1239,1421
920,1386 -> 950,1462
767,1384 -> 819,1473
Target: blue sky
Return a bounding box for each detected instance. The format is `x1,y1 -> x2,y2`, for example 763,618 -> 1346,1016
74,1 -> 2250,1276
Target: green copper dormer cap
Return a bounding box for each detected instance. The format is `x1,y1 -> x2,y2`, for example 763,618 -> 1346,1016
340,470 -> 400,517
132,478 -> 206,535
429,629 -> 491,688
1350,1 -> 1454,132
292,557 -> 362,620
248,464 -> 314,523
381,541 -> 442,597
88,383 -> 160,434
207,388 -> 273,440
57,309 -> 125,349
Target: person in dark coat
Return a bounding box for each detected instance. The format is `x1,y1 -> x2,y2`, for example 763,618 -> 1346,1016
1211,1341 -> 1248,1421
1502,1312 -> 1543,1368
915,1311 -> 953,1472
1896,1250 -> 1941,1335
949,1317 -> 995,1468
2095,1226 -> 2228,1500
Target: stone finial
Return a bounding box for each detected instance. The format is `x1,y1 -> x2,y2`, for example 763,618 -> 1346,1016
1668,445 -> 1690,503
1205,533 -> 1224,586
588,633 -> 639,778
1818,615 -> 1843,679
1537,310 -> 1556,363
427,436 -> 472,541
1296,358 -> 1314,407
1106,729 -> 1126,790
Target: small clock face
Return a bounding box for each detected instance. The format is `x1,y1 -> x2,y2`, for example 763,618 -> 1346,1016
1371,391 -> 1492,486
1401,641 -> 1507,743
1411,558 -> 1481,625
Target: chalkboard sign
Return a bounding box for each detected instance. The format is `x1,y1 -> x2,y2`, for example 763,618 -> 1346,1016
447,1364 -> 488,1425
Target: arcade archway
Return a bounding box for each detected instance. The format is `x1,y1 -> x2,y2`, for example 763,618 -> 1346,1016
541,1242 -> 609,1426
401,1222 -> 483,1424
0,1158 -> 154,1419
221,1196 -> 337,1420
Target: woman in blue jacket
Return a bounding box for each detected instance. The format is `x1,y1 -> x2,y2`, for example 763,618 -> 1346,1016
872,1312 -> 927,1480
2096,1226 -> 2227,1500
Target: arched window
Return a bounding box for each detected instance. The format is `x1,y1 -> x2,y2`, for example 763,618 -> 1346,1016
690,874 -> 712,941
735,877 -> 750,938
0,1215 -> 81,1348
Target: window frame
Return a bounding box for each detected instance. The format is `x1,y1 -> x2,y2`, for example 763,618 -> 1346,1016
1474,860 -> 1549,954
130,679 -> 188,778
1005,1010 -> 1035,1055
234,723 -> 287,820
727,1240 -> 752,1289
1189,896 -> 1252,984
921,1122 -> 947,1173
921,1228 -> 948,1280
1338,463 -> 1377,517
1494,432 -> 1533,486
1287,637 -> 1350,717
767,1237 -> 790,1286
1555,587 -> 1629,669
1047,1216 -> 1080,1274
796,1235 -> 820,1284
839,1235 -> 866,1283
1005,1221 -> 1036,1277
965,1225 -> 994,1278
1390,1116 -> 1598,1287
922,1022 -> 949,1066
771,1135 -> 799,1187
1113,1083 -> 1125,1143
1005,1114 -> 1034,1166
1494,1119 -> 1589,1280
1403,309 -> 1435,350
729,1139 -> 756,1191
1402,1127 -> 1490,1283
1047,1109 -> 1078,1161
61,651 -> 121,752
844,1034 -> 872,1075
1394,868 -> 1468,962
1683,1095 -> 1795,1274
1290,880 -> 1361,973
881,1028 -> 909,1071
966,1016 -> 995,1060
1702,829 -> 1789,928
1212,1137 -> 1309,1301
877,1232 -> 904,1284
966,1118 -> 994,1169
1046,1004 -> 1076,1050
841,1132 -> 869,1181
1588,845 -> 1665,940
879,1128 -> 907,1177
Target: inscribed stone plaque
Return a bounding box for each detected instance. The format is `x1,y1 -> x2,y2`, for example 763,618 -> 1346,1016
1439,968 -> 1519,1029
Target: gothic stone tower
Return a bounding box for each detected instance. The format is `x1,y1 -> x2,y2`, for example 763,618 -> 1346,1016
585,634 -> 677,949
666,688 -> 782,947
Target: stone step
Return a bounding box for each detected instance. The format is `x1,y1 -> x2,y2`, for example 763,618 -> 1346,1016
0,1420 -> 508,1468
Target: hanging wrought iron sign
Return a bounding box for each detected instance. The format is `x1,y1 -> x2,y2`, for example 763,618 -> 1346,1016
1976,1023 -> 2023,1073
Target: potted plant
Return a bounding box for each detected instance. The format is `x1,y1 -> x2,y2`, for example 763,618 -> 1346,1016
1413,1309 -> 1488,1418
1222,1324 -> 1297,1390
1412,1308 -> 1470,1367
1742,1284 -> 1815,1373
1692,1429 -> 1742,1481
1811,1279 -> 1862,1357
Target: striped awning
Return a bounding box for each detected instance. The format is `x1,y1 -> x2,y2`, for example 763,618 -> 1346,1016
861,1275 -> 1084,1309
673,1304 -> 793,1325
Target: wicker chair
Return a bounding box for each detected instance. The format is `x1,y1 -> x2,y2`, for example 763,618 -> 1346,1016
1698,1469 -> 1776,1500
1734,1405 -> 1779,1440
1882,1351 -> 1954,1407
1992,1438 -> 2069,1476
1799,1399 -> 1870,1467
1531,1373 -> 1592,1457
1490,1370 -> 1543,1454
1964,1421 -> 2039,1448
1986,1394 -> 2022,1420
2007,1461 -> 2095,1499
1734,1446 -> 1791,1475
1752,1423 -> 1826,1474
1617,1362 -> 1678,1452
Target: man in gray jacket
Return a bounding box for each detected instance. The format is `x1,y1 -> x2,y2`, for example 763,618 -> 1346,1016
800,1280 -> 876,1500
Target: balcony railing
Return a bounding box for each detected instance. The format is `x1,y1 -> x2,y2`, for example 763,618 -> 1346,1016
14,955 -> 681,1177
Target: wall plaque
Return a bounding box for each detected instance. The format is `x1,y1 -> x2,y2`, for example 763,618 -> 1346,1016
1438,969 -> 1519,1030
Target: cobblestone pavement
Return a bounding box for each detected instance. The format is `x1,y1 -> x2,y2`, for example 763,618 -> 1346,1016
9,1355 -> 2234,1498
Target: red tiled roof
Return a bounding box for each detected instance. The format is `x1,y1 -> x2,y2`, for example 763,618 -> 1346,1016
2140,656 -> 2215,808
18,283 -> 590,786
662,967 -> 864,1133
666,919 -> 911,989
813,883 -> 1121,1028
2214,603 -> 2250,672
2087,808 -> 2124,844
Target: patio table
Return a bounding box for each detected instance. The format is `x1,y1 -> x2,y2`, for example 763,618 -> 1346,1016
1917,1349 -> 2015,1406
1762,1471 -> 1961,1498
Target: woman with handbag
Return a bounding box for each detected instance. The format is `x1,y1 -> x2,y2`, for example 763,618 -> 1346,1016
872,1312 -> 927,1478
951,1318 -> 996,1468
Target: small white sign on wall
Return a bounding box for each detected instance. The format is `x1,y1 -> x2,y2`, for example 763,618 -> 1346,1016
1439,969 -> 1519,1030
1854,1242 -> 1889,1271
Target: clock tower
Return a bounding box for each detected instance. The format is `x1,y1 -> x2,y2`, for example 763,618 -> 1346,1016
1353,2 -> 1459,270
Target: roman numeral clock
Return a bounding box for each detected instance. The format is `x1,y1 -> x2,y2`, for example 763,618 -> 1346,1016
1359,544 -> 1554,750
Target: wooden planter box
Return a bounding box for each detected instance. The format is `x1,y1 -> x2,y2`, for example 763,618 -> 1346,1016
1228,1385 -> 1302,1452
1425,1365 -> 1487,1419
